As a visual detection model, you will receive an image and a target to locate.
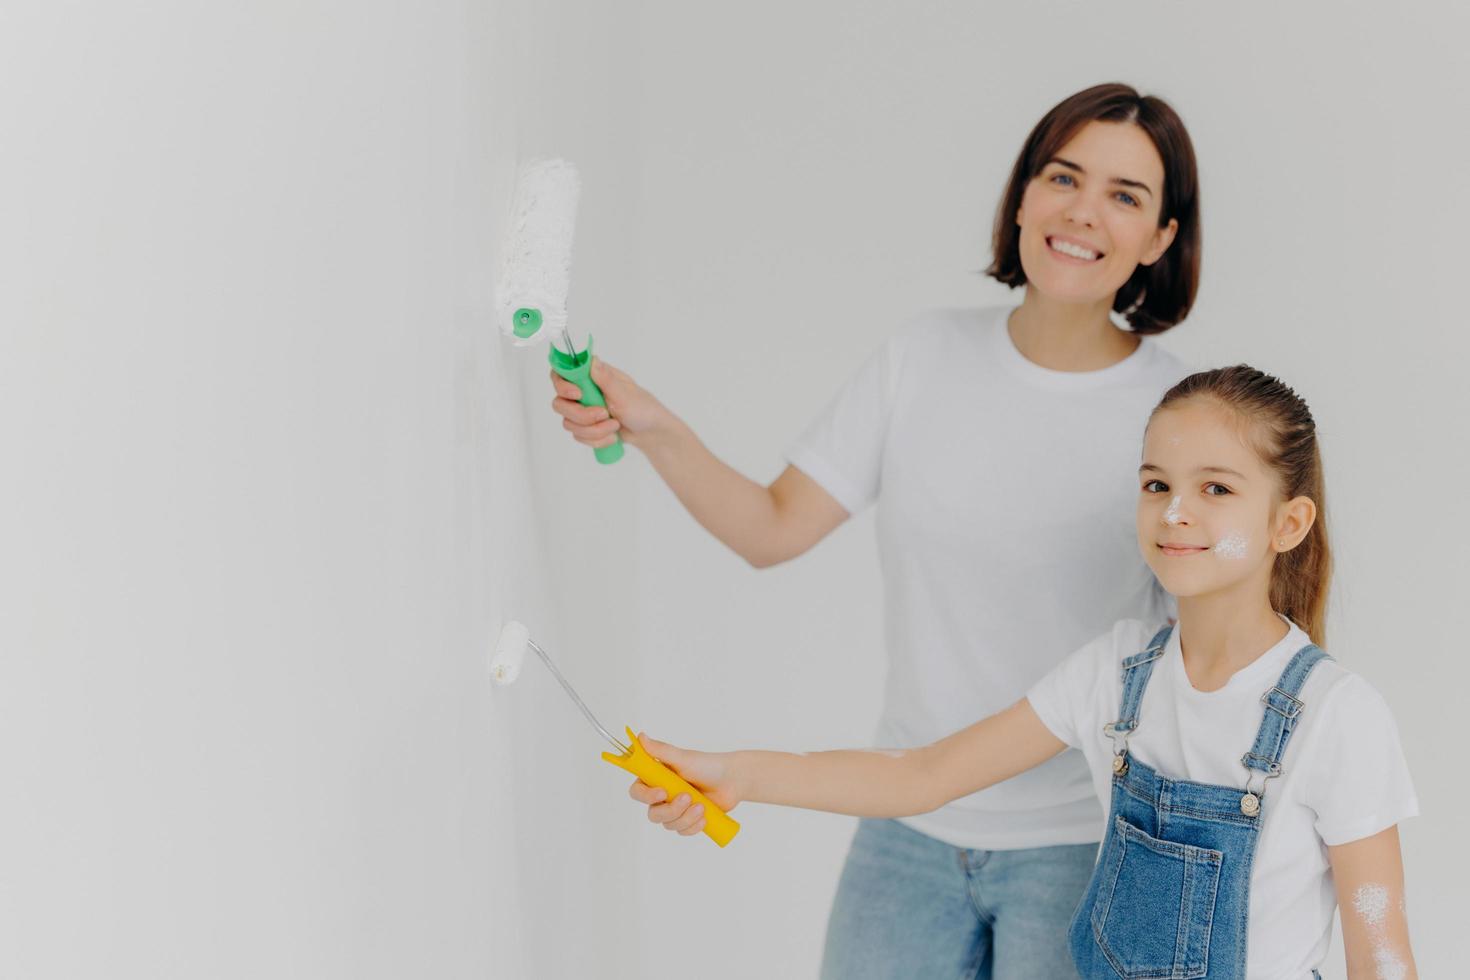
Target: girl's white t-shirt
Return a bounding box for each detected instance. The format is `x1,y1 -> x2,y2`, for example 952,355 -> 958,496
1027,617 -> 1419,980
785,305 -> 1189,849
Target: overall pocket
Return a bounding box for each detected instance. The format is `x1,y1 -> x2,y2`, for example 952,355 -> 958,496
1090,815 -> 1222,980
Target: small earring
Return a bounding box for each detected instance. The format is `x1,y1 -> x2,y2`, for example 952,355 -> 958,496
1277,539 -> 1286,548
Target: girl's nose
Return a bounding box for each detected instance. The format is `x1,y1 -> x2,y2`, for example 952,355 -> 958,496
1163,495 -> 1187,526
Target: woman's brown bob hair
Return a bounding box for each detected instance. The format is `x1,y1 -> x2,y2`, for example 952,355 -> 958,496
986,83 -> 1201,335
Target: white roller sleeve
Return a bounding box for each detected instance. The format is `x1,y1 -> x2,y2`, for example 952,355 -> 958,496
489,621 -> 531,685
495,158 -> 580,348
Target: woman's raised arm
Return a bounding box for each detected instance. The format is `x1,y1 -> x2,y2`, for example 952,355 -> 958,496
551,359 -> 849,567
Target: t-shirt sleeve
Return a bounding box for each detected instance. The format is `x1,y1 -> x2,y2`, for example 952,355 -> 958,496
782,330 -> 906,515
1302,674 -> 1419,846
1026,627 -> 1122,750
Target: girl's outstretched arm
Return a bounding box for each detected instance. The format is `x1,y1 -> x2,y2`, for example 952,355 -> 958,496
639,699 -> 1066,832
1330,825 -> 1417,980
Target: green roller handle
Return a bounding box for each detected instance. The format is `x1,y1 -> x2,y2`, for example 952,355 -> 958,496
548,334 -> 623,465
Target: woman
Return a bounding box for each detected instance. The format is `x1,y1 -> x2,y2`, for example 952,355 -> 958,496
551,83 -> 1202,979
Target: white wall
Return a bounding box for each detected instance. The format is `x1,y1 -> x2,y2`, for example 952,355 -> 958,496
599,3 -> 1469,977
0,1 -> 642,977
4,2 -> 1466,979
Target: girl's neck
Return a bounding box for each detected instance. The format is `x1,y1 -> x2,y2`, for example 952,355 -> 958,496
1007,287 -> 1141,372
1174,590 -> 1291,693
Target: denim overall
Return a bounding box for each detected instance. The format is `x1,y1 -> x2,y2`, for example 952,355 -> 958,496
1067,625 -> 1330,980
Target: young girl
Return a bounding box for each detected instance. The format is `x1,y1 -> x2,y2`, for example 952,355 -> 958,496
636,366 -> 1418,980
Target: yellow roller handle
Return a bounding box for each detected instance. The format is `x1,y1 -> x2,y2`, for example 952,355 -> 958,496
601,727 -> 740,847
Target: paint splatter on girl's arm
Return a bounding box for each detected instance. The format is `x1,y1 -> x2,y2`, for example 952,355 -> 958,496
1329,825 -> 1418,980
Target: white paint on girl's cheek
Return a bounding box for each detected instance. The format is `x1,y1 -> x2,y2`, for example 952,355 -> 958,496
1371,939 -> 1408,980
1213,530 -> 1249,560
1353,883 -> 1390,929
1164,496 -> 1183,525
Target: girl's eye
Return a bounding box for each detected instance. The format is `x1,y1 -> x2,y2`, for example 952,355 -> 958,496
1143,480 -> 1168,493
1115,191 -> 1138,207
1049,172 -> 1076,187
1204,483 -> 1232,496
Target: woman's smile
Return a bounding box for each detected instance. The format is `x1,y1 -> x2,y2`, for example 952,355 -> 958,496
1045,234 -> 1105,263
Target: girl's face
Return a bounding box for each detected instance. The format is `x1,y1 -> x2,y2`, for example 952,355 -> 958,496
1015,120 -> 1179,306
1137,399 -> 1314,600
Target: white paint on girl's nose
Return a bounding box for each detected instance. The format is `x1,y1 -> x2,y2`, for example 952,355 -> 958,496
1165,496 -> 1183,525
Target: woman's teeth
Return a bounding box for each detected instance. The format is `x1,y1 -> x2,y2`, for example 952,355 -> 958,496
1049,238 -> 1099,261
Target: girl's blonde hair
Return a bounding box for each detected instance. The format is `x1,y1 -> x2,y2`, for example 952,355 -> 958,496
1152,365 -> 1332,646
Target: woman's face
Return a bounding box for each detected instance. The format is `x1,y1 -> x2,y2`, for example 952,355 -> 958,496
1015,120 -> 1179,306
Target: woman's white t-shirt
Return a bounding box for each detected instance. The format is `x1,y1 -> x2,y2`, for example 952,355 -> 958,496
785,305 -> 1189,849
1027,617 -> 1419,980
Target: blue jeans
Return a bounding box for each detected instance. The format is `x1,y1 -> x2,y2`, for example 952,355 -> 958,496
820,818 -> 1097,980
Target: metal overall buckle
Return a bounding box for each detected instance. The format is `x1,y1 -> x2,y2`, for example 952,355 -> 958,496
1240,762 -> 1282,817
1102,722 -> 1131,776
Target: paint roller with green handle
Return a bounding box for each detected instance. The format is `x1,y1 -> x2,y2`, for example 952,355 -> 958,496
547,335 -> 622,464
497,158 -> 623,464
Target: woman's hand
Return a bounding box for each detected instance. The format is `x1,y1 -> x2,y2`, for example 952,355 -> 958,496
550,358 -> 678,452
627,734 -> 743,837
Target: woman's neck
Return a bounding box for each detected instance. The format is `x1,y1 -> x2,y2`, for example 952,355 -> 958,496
1007,288 -> 1140,372
1174,589 -> 1290,693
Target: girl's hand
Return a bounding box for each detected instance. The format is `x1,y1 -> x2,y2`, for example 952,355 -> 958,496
549,358 -> 677,451
626,734 -> 742,837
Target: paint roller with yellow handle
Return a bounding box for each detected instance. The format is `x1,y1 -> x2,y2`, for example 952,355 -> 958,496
490,621 -> 740,847
600,728 -> 739,847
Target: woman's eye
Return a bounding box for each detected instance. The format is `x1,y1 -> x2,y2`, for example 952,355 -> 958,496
1049,173 -> 1076,187
1143,480 -> 1167,493
1204,484 -> 1232,496
1115,191 -> 1138,207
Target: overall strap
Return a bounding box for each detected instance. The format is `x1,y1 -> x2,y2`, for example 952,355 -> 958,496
1106,624 -> 1173,741
1241,643 -> 1332,781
